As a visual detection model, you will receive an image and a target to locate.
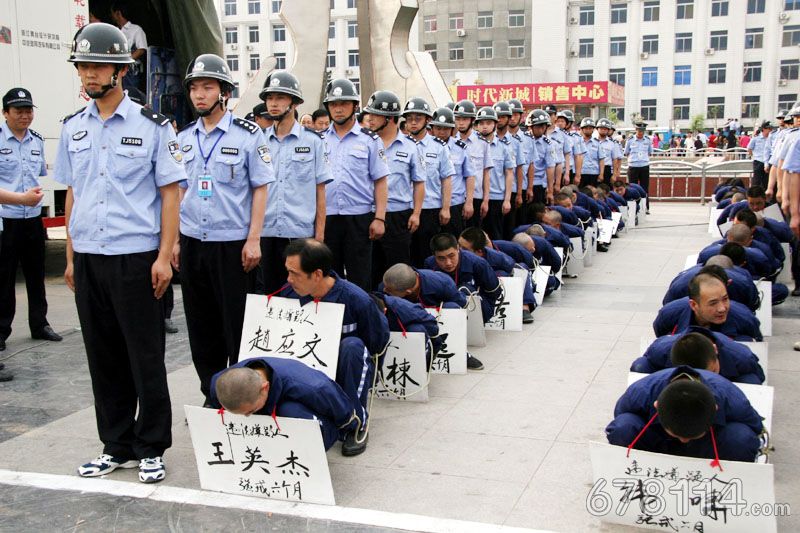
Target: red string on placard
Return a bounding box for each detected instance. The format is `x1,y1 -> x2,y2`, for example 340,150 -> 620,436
217,407 -> 226,425
671,324 -> 679,335
266,283 -> 289,304
626,412 -> 659,457
271,405 -> 281,432
313,298 -> 320,313
709,426 -> 723,471
395,315 -> 408,338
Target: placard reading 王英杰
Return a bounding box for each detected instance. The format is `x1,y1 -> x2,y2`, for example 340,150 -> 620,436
239,294 -> 344,380
588,442 -> 777,533
185,405 -> 335,506
425,307 -> 467,374
375,331 -> 429,402
485,276 -> 523,331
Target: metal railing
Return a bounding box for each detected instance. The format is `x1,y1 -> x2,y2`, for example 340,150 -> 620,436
650,147 -> 750,161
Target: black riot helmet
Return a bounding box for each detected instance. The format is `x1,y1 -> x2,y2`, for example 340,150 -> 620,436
430,107 -> 456,128
507,99 -> 524,115
402,97 -> 434,118
259,70 -> 304,103
493,101 -> 513,117
445,101 -> 456,111
184,54 -> 234,117
68,23 -> 134,99
364,90 -> 402,117
323,79 -> 360,125
453,99 -> 477,118
526,109 -> 550,127
560,109 -> 575,124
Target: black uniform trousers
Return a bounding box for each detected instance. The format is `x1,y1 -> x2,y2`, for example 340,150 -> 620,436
180,235 -> 254,400
603,166 -> 613,185
532,185 -> 547,207
411,208 -> 441,268
0,216 -> 49,339
441,203 -> 465,238
74,250 -> 171,459
580,174 -> 600,187
465,198 -> 484,228
372,209 -> 412,288
752,161 -> 768,190
485,200 -> 506,241
259,236 -> 296,294
325,213 -> 373,291
628,166 -> 651,210
502,192 -> 519,240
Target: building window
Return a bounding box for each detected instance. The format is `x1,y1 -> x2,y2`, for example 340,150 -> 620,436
348,49 -> 359,67
449,13 -> 464,30
248,0 -> 261,15
509,40 -> 525,59
226,55 -> 239,72
347,0 -> 356,8
783,25 -> 800,47
347,20 -> 357,39
745,28 -> 764,49
249,53 -> 260,71
611,3 -> 627,24
424,44 -> 437,61
273,24 -> 285,42
449,42 -> 463,61
224,0 -> 236,16
232,82 -> 240,99
642,67 -> 658,87
329,22 -> 335,39
478,41 -> 493,60
742,96 -> 760,119
477,12 -> 493,29
579,5 -> 595,25
674,65 -> 691,85
248,26 -> 259,43
707,97 -> 725,120
424,16 -> 437,33
641,99 -> 657,121
642,35 -> 659,55
711,0 -> 729,16
743,62 -> 762,82
778,94 -> 797,110
673,98 -> 690,120
610,107 -> 625,121
349,78 -> 359,93
275,53 -> 286,70
508,10 -> 525,27
676,0 -> 693,19
578,69 -> 593,82
579,38 -> 594,58
271,0 -> 281,12
708,63 -> 727,84
747,0 -> 765,13
675,32 -> 692,53
787,0 -> 800,9
643,1 -> 660,21
781,59 -> 800,80
326,50 -> 336,68
609,68 -> 625,87
610,36 -> 626,56
710,30 -> 728,51
225,27 -> 237,45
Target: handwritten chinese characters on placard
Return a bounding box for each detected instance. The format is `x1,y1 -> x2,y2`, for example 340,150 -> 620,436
375,332 -> 429,402
425,307 -> 467,374
239,295 -> 344,380
485,276 -> 523,331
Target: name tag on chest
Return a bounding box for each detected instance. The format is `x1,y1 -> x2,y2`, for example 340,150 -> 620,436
295,146 -> 311,153
220,147 -> 239,155
198,174 -> 213,198
121,137 -> 143,146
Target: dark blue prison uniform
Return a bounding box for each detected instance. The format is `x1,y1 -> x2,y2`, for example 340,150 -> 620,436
717,198 -> 733,210
559,222 -> 585,240
762,218 -> 793,243
574,191 -> 601,220
280,272 -> 389,424
753,227 -> 786,264
550,205 -> 579,226
208,357 -> 358,450
716,201 -> 747,226
662,264 -> 759,311
606,366 -> 763,462
483,247 -> 536,308
529,235 -> 562,294
374,292 -> 440,364
424,249 -> 502,323
378,268 -> 467,310
494,240 -> 534,268
629,182 -> 647,199
711,237 -> 781,273
630,327 -> 765,384
609,191 -> 627,206
698,243 -> 772,279
713,185 -> 745,204
653,296 -> 763,341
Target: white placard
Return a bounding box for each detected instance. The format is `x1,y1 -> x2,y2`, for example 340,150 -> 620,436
426,307 -> 467,374
598,219 -> 615,244
627,373 -> 773,433
185,405 -> 335,506
567,237 -> 585,276
777,243 -> 792,285
239,295 -> 344,380
375,332 -> 429,402
583,229 -> 594,266
611,211 -> 622,235
628,201 -> 638,226
754,280 -> 772,337
533,265 -> 551,306
619,205 -> 630,231
486,277 -> 524,331
684,253 -> 699,270
740,342 -> 769,384
763,203 -> 783,222
718,220 -> 733,238
466,293 -> 486,347
555,247 -> 565,283
709,208 -> 724,234
589,442 -> 777,533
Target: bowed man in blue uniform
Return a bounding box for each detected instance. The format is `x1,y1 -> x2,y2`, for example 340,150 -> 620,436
663,257 -> 759,311
371,292 -> 440,366
380,263 -> 467,310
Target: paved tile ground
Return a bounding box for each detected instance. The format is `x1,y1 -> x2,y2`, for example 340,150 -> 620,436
0,202 -> 798,532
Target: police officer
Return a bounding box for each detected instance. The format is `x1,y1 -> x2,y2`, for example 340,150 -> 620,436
624,122 -> 652,213
430,106 -> 475,237
55,23 -> 183,483
363,90 -> 425,287
545,105 -> 570,190
494,101 -> 525,239
402,97 -> 454,267
524,109 -> 556,207
474,106 -> 514,241
0,88 -> 62,351
258,70 -> 330,293
596,118 -> 622,184
174,53 -> 274,405
747,121 -> 773,190
322,79 -> 389,291
558,110 -> 585,185
576,118 -> 605,187
453,100 -> 492,228
508,99 -> 533,214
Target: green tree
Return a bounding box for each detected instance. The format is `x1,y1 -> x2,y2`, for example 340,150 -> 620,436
690,113 -> 705,133
606,109 -> 618,124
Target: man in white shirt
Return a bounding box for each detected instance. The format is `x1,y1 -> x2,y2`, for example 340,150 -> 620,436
111,3 -> 148,91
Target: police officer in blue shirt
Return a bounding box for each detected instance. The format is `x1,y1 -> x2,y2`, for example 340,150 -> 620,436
474,106 -> 514,241
323,79 -> 389,291
624,123 -> 653,212
576,118 -> 605,187
494,101 -> 526,239
258,70 -> 330,293
545,105 -> 570,190
453,100 -> 492,228
557,110 -> 585,186
364,90 -> 425,287
508,99 -> 534,216
403,97 -> 455,267
174,54 -> 274,406
0,87 -> 62,351
430,106 -> 475,237
747,121 -> 773,189
523,109 -> 556,208
596,118 -> 622,184
55,23 -> 183,483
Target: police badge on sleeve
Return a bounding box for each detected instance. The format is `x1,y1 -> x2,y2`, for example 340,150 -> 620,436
257,145 -> 271,163
168,140 -> 182,163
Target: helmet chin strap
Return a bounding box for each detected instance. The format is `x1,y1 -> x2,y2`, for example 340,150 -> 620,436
370,116 -> 390,133
86,65 -> 122,99
268,104 -> 293,123
330,102 -> 357,126
196,92 -> 227,118
457,119 -> 473,135
478,124 -> 496,139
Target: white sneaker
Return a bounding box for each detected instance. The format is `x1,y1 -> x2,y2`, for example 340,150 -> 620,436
138,456 -> 166,483
77,454 -> 138,477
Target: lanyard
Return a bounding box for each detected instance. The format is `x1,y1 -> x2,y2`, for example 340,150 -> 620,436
195,128 -> 225,173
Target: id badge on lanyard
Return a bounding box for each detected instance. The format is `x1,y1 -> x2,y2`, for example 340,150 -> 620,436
198,174 -> 213,197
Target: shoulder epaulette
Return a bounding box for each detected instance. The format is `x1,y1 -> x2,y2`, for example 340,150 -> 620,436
542,136 -> 551,144
499,137 -> 510,145
361,126 -> 379,140
62,107 -> 85,123
179,120 -> 197,133
304,126 -> 324,139
454,139 -> 467,149
141,108 -> 171,126
524,131 -> 534,138
233,117 -> 259,134
432,136 -> 448,146
512,133 -> 521,141
406,134 -> 419,144
29,129 -> 43,141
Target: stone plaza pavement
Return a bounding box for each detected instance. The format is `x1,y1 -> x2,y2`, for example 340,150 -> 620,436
0,202 -> 798,532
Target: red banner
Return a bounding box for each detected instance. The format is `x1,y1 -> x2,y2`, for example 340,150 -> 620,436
455,81 -> 625,107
